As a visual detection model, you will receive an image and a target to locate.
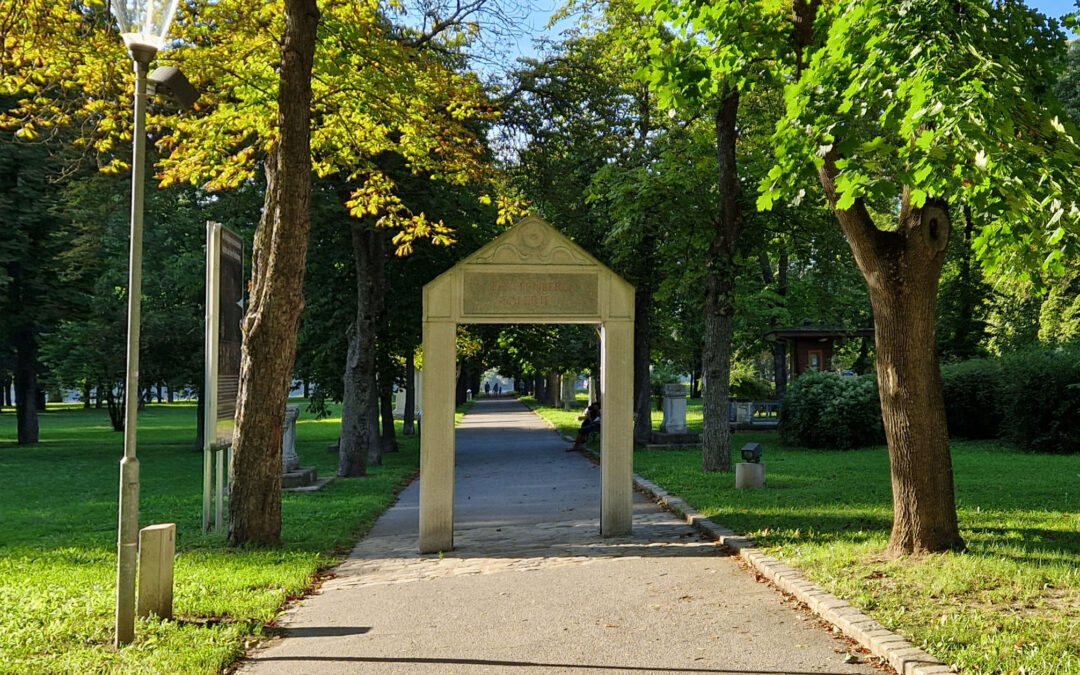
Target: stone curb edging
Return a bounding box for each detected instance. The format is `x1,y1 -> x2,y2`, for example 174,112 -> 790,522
632,474 -> 953,675
542,410 -> 951,674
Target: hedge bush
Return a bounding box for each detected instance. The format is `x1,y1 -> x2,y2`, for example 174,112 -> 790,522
779,372 -> 885,450
998,345 -> 1080,454
940,358 -> 1003,440
938,346 -> 1080,453
779,347 -> 1079,453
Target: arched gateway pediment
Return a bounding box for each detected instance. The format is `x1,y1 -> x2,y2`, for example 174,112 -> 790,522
419,216 -> 635,554
423,216 -> 634,324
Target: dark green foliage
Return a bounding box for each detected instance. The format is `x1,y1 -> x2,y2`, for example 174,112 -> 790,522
779,371 -> 884,450
940,348 -> 1080,453
940,359 -> 1002,439
1054,41 -> 1080,127
998,345 -> 1080,455
729,371 -> 774,401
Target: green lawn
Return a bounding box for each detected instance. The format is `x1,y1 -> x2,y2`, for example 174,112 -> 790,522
531,396 -> 1080,674
0,401 -> 422,674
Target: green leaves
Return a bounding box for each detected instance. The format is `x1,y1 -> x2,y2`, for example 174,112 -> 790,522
758,0 -> 1080,281
634,0 -> 787,114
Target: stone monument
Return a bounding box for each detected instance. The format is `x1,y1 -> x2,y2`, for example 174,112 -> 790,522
281,405 -> 301,473
660,383 -> 688,433
280,405 -> 332,492
649,383 -> 700,448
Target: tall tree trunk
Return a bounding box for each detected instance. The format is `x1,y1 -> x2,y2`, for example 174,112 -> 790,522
819,158 -> 964,555
470,369 -> 481,401
106,385 -> 124,432
365,401 -> 382,466
759,246 -> 790,398
546,372 -> 559,407
630,88 -> 658,445
339,226 -> 386,476
403,350 -> 416,435
632,286 -> 654,445
13,324 -> 39,444
339,322 -> 370,476
379,388 -> 397,452
702,88 -> 741,473
228,0 -> 319,546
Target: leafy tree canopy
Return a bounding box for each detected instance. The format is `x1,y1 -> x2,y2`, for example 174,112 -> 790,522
759,0 -> 1080,281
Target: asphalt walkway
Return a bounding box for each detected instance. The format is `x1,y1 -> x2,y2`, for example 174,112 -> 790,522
240,397 -> 882,674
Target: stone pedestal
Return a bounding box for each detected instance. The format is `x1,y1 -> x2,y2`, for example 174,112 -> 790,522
280,405 -> 332,492
282,405 -> 301,472
660,383 -> 688,433
735,462 -> 766,489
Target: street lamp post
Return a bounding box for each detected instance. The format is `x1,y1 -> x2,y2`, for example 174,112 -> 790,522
108,0 -> 182,647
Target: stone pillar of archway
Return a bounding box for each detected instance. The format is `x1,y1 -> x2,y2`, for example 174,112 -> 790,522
419,319 -> 456,553
600,320 -> 633,536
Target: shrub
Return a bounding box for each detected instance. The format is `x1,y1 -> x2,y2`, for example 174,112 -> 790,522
779,372 -> 885,449
998,344 -> 1080,454
730,372 -> 774,400
940,358 -> 1003,439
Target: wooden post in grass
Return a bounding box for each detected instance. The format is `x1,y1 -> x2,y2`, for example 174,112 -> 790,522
137,523 -> 175,620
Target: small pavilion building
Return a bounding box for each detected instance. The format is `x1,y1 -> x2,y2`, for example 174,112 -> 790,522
764,321 -> 874,395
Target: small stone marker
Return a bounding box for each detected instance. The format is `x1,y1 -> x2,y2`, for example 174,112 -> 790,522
137,523 -> 175,620
282,405 -> 301,472
660,383 -> 688,434
735,401 -> 752,424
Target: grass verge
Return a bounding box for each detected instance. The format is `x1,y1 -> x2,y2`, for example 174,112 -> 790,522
0,401 -> 426,674
528,396 -> 1080,674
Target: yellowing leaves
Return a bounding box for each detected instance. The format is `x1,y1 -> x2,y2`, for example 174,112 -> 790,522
3,0 -> 513,253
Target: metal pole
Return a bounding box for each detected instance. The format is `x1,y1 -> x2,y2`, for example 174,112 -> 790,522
116,50 -> 153,648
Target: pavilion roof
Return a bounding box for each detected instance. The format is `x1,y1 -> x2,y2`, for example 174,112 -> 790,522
764,323 -> 874,341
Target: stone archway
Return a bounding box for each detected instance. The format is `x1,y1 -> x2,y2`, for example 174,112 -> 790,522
420,216 -> 635,553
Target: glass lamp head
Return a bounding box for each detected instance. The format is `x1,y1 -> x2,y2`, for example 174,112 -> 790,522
109,0 -> 181,59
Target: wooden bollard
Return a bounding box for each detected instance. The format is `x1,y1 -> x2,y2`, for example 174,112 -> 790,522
137,523 -> 175,620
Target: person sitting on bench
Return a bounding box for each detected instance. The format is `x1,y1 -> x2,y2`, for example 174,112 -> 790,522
566,401 -> 601,452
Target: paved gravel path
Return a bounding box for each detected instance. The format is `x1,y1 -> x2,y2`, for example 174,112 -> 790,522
240,398 -> 883,675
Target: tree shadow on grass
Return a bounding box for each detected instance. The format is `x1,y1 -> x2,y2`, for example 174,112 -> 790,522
965,524 -> 1080,568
